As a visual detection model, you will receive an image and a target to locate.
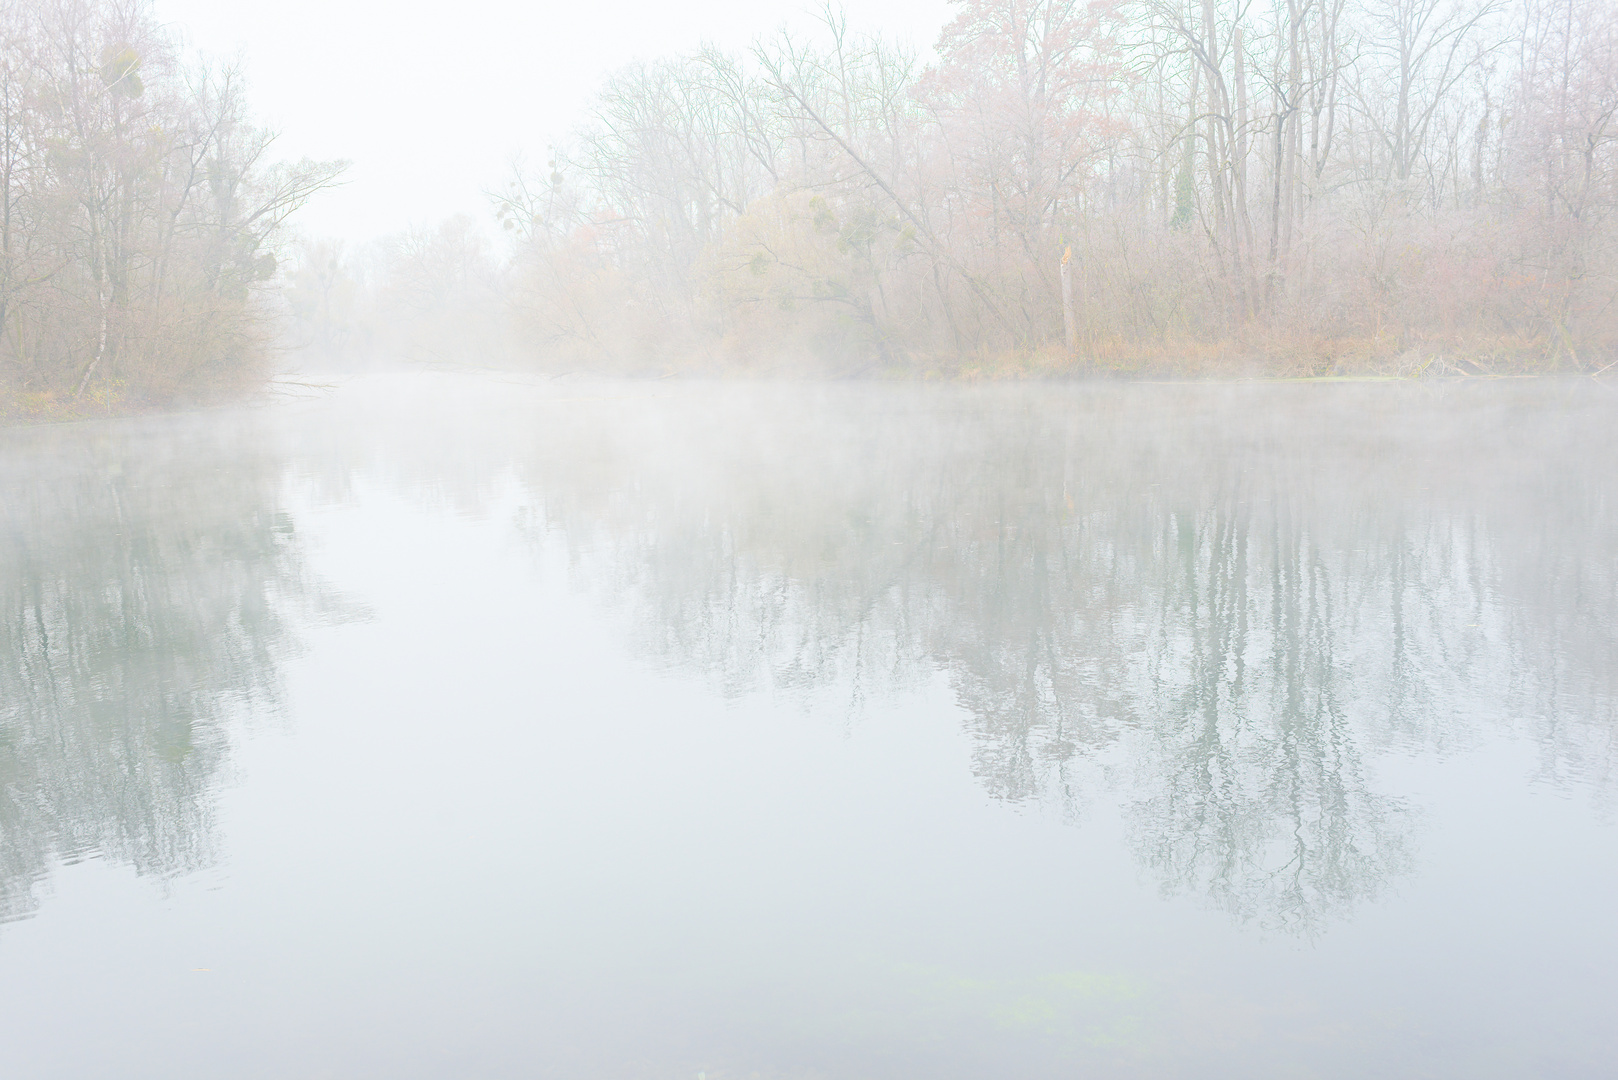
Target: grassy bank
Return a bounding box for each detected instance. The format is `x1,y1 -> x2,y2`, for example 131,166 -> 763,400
5,350 -> 1604,428
0,386 -> 147,426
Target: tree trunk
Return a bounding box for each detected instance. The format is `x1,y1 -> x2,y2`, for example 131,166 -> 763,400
75,288 -> 108,400
1061,245 -> 1077,354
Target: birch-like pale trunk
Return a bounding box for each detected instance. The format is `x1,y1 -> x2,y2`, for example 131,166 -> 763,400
75,286 -> 107,400
1060,245 -> 1076,353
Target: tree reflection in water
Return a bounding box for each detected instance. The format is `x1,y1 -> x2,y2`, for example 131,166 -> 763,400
516,382 -> 1618,933
3,379 -> 1612,940
0,417 -> 338,923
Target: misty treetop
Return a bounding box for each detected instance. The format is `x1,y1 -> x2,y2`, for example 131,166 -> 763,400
0,0 -> 343,415
486,0 -> 1618,375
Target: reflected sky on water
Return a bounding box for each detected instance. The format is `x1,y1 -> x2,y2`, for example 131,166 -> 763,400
1,376 -> 1615,1078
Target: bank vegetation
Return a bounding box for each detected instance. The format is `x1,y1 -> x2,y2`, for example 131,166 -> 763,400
467,0 -> 1616,376
0,0 -> 342,421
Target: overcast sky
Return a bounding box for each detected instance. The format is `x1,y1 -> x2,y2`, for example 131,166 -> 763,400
152,0 -> 953,244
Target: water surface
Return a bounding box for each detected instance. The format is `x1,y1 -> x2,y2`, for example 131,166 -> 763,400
2,375 -> 1615,1078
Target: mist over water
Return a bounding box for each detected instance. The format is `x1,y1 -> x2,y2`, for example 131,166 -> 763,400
5,0 -> 1617,1071
1,375 -> 1614,1078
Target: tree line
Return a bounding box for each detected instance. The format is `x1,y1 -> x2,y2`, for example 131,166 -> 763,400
482,0 -> 1617,375
0,0 -> 341,416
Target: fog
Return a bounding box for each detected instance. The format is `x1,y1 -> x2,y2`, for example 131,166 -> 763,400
2,0 -> 1618,1077
150,0 -> 954,242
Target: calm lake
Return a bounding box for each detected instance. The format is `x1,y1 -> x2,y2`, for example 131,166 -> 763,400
2,375 -> 1615,1079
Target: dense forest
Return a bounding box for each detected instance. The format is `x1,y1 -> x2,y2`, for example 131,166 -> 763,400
289,0 -> 1618,377
6,0 -> 1618,411
0,0 -> 341,417
476,0 -> 1618,375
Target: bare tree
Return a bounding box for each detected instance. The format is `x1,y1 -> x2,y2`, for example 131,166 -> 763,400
0,0 -> 342,413
493,0 -> 1618,375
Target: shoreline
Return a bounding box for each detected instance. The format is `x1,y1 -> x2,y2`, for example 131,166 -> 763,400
2,366 -> 1608,429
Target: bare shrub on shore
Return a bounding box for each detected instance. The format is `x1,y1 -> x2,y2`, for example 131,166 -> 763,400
495,0 -> 1618,375
0,0 -> 342,415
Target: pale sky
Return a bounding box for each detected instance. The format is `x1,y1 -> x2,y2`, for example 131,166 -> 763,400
153,0 -> 954,244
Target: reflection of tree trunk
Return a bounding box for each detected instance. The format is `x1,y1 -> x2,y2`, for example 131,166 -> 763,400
0,420 -> 347,924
